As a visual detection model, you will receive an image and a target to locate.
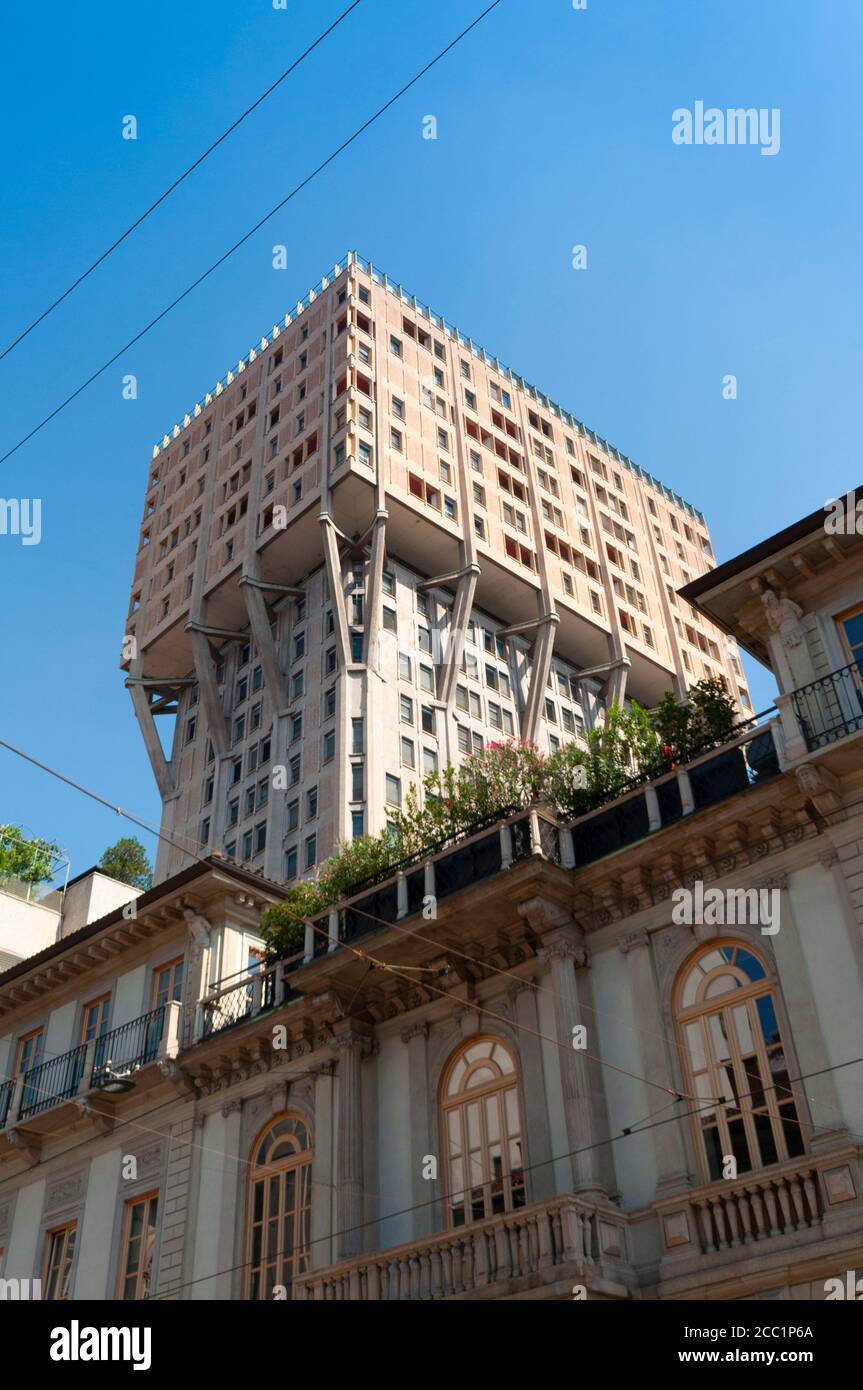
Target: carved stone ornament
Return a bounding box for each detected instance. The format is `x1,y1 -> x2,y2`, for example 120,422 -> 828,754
796,762 -> 841,814
184,908 -> 212,945
617,929 -> 650,955
761,588 -> 806,648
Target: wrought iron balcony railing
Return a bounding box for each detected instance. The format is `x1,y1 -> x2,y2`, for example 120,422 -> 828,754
791,661 -> 863,751
1,1002 -> 180,1131
193,957 -> 303,1044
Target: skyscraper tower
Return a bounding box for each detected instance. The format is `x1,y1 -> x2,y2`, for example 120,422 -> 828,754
123,252 -> 749,883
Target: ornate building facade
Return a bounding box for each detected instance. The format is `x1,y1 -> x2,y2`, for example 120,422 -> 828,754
1,488 -> 861,1301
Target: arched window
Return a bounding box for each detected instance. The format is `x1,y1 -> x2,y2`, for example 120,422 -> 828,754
441,1037 -> 525,1227
675,943 -> 804,1182
246,1114 -> 311,1299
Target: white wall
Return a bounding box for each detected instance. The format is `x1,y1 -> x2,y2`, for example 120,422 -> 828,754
0,890 -> 59,969
61,872 -> 141,939
112,965 -> 147,1029
76,1150 -> 121,1297
3,1180 -> 45,1281
44,999 -> 77,1062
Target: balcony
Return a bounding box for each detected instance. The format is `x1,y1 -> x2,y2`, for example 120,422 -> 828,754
0,1003 -> 181,1139
655,1147 -> 863,1295
190,957 -> 303,1045
294,1194 -> 631,1301
791,661 -> 863,751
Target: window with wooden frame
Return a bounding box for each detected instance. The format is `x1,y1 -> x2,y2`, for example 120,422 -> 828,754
80,993 -> 111,1069
441,1037 -> 525,1227
675,943 -> 804,1183
836,603 -> 863,671
246,1114 -> 312,1300
15,1026 -> 44,1076
118,1192 -> 159,1300
15,1026 -> 45,1112
43,1222 -> 77,1300
80,994 -> 110,1044
151,956 -> 184,1010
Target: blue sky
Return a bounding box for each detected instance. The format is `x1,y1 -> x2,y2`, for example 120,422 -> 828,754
1,0 -> 860,882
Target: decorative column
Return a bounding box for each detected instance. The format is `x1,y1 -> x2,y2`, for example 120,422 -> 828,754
767,867 -> 850,1149
538,926 -> 605,1199
401,1023 -> 434,1237
616,929 -> 689,1191
331,1026 -> 372,1259
309,1061 -> 336,1272
508,980 -> 555,1201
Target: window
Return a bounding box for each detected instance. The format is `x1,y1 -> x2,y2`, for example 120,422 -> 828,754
401,736 -> 415,768
285,847 -> 298,880
152,957 -> 184,1010
287,799 -> 299,832
423,747 -> 438,775
838,604 -> 863,671
399,652 -> 412,681
323,730 -> 336,762
676,943 -> 804,1182
305,834 -> 317,869
421,705 -> 435,734
441,1037 -> 524,1226
41,1222 -> 77,1301
118,1193 -> 159,1299
80,994 -> 111,1071
383,605 -> 397,633
15,1027 -> 45,1113
246,1115 -> 311,1299
351,763 -> 364,801
386,774 -> 401,807
419,664 -> 434,692
306,786 -> 318,818
352,718 -> 364,755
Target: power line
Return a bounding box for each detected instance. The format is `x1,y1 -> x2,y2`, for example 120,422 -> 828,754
0,735 -> 211,865
0,1 -> 365,365
146,1051 -> 863,1299
0,731 -> 706,1108
0,729 -> 847,1117
0,0 -> 505,466
4,733 -> 862,1289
